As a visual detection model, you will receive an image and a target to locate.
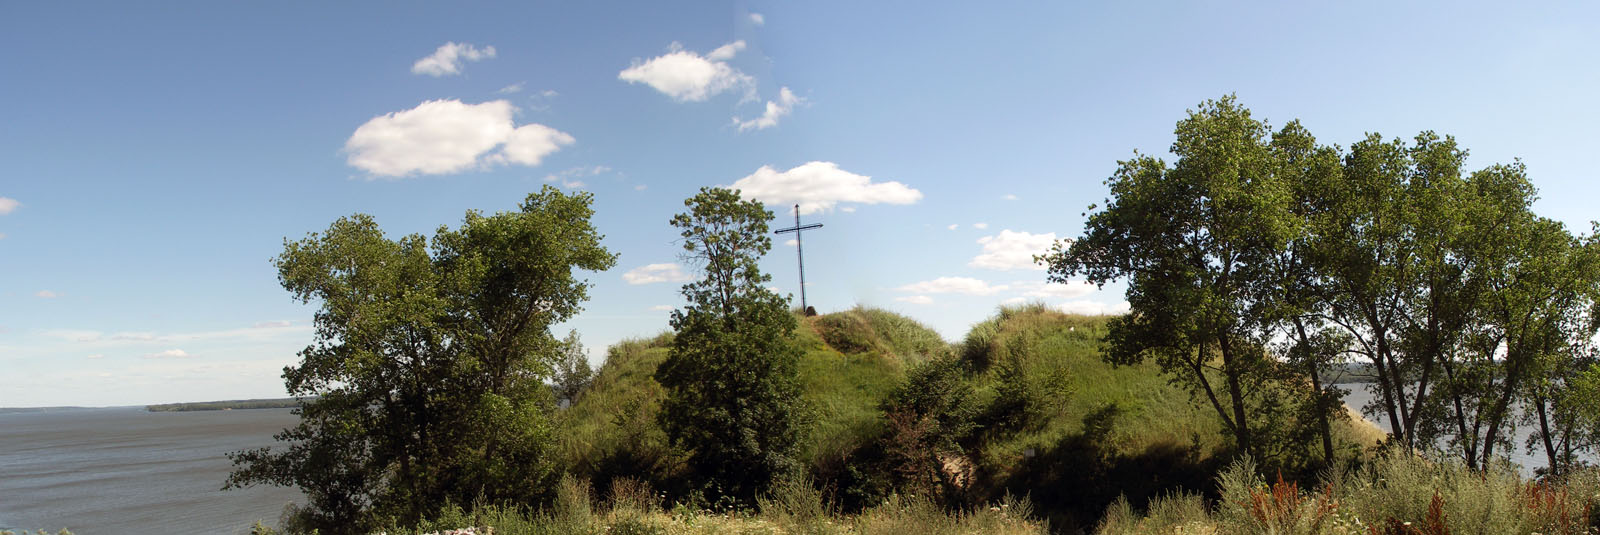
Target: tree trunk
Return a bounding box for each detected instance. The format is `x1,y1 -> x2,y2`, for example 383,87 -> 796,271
1292,317 -> 1335,462
1535,393 -> 1560,476
1218,334 -> 1253,456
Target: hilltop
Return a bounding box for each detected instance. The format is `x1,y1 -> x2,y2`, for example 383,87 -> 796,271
554,304 -> 1384,531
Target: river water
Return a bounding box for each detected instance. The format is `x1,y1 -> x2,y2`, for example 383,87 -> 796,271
1336,383 -> 1596,476
0,406 -> 303,534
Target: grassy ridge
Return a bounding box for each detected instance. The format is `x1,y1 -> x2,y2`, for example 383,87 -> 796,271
553,304 -> 1383,532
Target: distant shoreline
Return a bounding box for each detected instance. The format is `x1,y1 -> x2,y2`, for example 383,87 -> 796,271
145,398 -> 308,412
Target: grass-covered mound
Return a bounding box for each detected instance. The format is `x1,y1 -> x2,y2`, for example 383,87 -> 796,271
555,307 -> 946,500
554,304 -> 1383,533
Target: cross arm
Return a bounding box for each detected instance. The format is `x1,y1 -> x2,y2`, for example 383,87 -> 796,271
774,223 -> 823,234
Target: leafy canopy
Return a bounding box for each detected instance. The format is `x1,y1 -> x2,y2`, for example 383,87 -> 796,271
654,187 -> 808,507
225,186 -> 616,533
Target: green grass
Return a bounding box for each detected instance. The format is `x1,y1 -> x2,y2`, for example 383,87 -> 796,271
549,304 -> 1384,533
1098,452 -> 1600,535
335,474 -> 1047,535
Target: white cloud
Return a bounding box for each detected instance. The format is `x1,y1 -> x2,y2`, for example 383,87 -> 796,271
490,123 -> 576,167
37,323 -> 310,349
543,165 -> 612,189
730,162 -> 922,215
0,197 -> 18,214
143,349 -> 192,359
497,82 -> 525,94
734,87 -> 804,131
539,89 -> 559,98
649,305 -> 675,312
895,277 -> 1008,296
749,13 -> 765,25
970,230 -> 1057,271
87,354 -> 103,359
0,233 -> 7,240
633,184 -> 648,191
1055,300 -> 1131,316
622,263 -> 693,285
784,238 -> 799,247
895,295 -> 934,305
35,290 -> 58,298
947,224 -> 958,231
344,99 -> 573,177
973,222 -> 989,230
1011,280 -> 1097,299
1003,194 -> 1019,201
618,41 -> 754,102
411,42 -> 496,77
707,41 -> 745,61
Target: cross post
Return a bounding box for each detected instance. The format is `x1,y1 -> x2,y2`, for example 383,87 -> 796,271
774,204 -> 823,314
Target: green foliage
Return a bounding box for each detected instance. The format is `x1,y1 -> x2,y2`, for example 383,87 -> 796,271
655,187 -> 809,506
552,330 -> 594,407
224,187 -> 616,534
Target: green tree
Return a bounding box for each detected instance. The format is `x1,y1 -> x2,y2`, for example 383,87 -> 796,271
654,187 -> 807,507
1043,96 -> 1293,459
225,187 -> 616,533
552,330 -> 594,407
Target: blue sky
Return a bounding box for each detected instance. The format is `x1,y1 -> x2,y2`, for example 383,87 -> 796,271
3,2 -> 1598,407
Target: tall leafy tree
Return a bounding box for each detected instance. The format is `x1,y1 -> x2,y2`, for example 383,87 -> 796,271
654,187 -> 807,506
552,330 -> 594,407
225,187 -> 616,533
1043,96 -> 1293,458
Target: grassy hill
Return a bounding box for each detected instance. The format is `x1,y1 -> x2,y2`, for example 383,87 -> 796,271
554,304 -> 1383,532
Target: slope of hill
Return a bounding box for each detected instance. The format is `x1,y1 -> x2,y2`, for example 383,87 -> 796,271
555,304 -> 1383,532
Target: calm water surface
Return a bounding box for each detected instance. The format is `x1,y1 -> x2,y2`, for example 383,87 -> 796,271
1337,383 -> 1596,475
0,406 -> 303,534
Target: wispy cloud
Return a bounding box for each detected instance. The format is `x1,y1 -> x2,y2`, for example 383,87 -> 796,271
143,349 -> 192,359
1055,300 -> 1131,316
895,277 -> 1008,296
496,82 -> 525,94
0,197 -> 19,215
970,230 -> 1056,271
895,295 -> 934,305
734,87 -> 804,131
412,42 -> 496,77
749,13 -> 765,26
35,290 -> 59,298
622,263 -> 693,285
1010,280 -> 1096,299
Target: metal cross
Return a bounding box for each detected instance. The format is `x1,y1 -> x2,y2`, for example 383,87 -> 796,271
774,204 -> 823,314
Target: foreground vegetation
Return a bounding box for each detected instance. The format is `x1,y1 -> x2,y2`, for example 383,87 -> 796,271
1098,452 -> 1600,535
255,476 -> 1045,535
